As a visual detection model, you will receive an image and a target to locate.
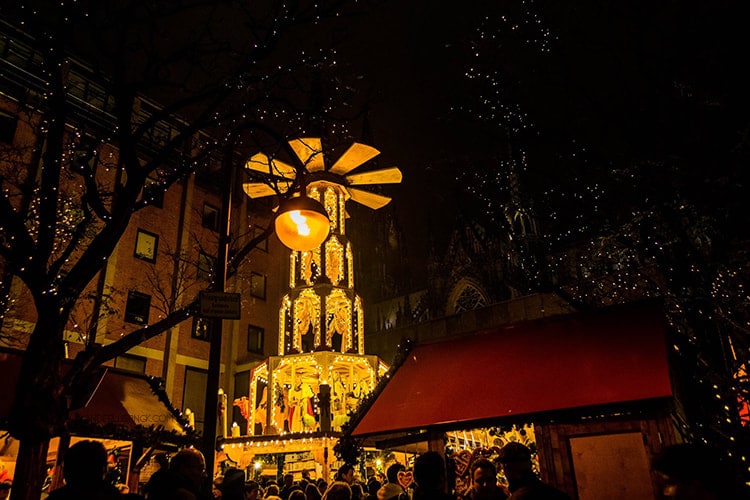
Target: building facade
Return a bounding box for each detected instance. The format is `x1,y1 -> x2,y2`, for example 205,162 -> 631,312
0,19 -> 285,437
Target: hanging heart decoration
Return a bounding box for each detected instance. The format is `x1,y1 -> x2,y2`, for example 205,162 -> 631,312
397,470 -> 414,489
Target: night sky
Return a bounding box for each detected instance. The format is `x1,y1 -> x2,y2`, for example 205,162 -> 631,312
331,1 -> 750,286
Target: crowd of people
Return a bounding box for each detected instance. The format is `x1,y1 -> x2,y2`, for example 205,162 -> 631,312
9,438 -> 747,499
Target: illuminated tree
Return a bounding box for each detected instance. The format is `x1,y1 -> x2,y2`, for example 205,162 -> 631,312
457,0 -> 750,478
0,1 -> 367,498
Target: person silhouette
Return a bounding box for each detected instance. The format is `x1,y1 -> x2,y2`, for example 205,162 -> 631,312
497,443 -> 569,500
651,443 -> 750,499
48,440 -> 122,499
465,458 -> 507,500
412,452 -> 453,500
142,453 -> 169,499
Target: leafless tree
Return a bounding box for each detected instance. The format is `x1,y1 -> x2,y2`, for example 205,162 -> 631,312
0,1 -> 368,498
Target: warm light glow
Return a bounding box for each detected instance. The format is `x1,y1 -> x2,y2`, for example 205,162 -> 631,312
289,210 -> 311,236
275,196 -> 330,251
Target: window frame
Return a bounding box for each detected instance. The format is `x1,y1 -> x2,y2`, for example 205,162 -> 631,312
249,272 -> 267,300
114,354 -> 147,373
124,291 -> 151,325
134,228 -> 159,263
247,324 -> 264,354
202,203 -> 220,231
0,109 -> 18,144
251,225 -> 269,252
192,317 -> 213,342
144,177 -> 164,208
197,252 -> 215,282
183,366 -> 208,432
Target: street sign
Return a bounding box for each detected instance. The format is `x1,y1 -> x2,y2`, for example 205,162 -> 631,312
199,291 -> 241,319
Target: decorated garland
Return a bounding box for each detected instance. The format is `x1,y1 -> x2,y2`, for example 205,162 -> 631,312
334,337 -> 416,463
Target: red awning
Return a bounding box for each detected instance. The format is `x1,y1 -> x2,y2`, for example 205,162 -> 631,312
0,350 -> 185,434
352,303 -> 672,437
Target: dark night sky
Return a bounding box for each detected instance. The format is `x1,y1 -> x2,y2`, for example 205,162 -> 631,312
316,0 -> 750,298
333,1 -> 487,266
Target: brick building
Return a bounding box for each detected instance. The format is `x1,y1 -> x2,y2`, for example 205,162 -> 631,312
0,18 -> 285,436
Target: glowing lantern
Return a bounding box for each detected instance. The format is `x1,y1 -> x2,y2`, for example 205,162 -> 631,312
275,195 -> 330,251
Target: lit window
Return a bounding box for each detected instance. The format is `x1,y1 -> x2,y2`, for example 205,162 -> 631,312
114,354 -> 147,373
192,317 -> 213,342
134,229 -> 158,263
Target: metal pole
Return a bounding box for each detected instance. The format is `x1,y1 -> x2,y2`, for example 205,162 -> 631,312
202,151 -> 235,478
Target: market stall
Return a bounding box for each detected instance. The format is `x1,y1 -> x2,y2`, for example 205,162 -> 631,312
347,302 -> 677,499
0,349 -> 192,494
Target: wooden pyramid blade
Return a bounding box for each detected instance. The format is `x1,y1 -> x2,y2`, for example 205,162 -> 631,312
245,153 -> 296,179
289,137 -> 325,172
242,181 -> 291,198
346,166 -> 402,185
348,187 -> 392,209
329,143 -> 380,175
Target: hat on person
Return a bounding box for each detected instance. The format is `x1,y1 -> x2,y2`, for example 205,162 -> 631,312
498,442 -> 532,463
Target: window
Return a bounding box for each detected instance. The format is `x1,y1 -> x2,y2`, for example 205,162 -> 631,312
134,229 -> 158,262
144,177 -> 164,208
198,252 -> 215,282
0,110 -> 18,144
447,279 -> 489,315
250,272 -> 266,300
124,291 -> 151,324
114,354 -> 147,373
251,226 -> 269,252
454,285 -> 487,313
233,371 -> 250,433
247,325 -> 264,354
183,367 -> 208,433
192,317 -> 213,341
202,203 -> 220,231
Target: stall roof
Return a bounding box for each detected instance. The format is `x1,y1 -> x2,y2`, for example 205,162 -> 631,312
0,350 -> 185,434
352,303 -> 672,438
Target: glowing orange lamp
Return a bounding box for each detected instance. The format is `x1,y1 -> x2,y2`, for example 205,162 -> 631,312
274,195 -> 330,251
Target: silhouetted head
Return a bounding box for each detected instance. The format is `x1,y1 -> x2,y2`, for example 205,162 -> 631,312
413,452 -> 446,492
498,442 -> 533,485
322,481 -> 352,500
651,443 -> 741,499
221,467 -> 246,498
169,448 -> 206,491
336,464 -> 355,484
386,463 -> 405,484
63,440 -> 108,486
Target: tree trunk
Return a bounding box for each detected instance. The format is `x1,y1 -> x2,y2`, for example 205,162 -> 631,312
8,310 -> 68,500
10,440 -> 49,500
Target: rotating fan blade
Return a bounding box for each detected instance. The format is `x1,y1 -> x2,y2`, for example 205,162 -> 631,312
245,153 -> 296,179
289,137 -> 325,172
346,167 -> 402,185
348,187 -> 392,209
329,143 -> 380,175
242,181 -> 291,198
